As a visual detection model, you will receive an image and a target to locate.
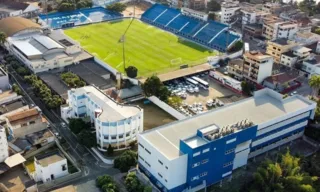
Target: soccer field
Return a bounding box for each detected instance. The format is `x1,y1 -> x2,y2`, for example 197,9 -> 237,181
64,19 -> 218,77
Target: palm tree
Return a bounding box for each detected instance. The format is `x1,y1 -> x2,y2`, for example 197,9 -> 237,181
0,31 -> 6,47
309,75 -> 320,97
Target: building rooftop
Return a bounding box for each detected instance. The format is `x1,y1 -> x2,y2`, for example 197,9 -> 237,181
70,86 -> 142,122
0,100 -> 25,115
271,38 -> 290,46
0,1 -> 29,14
0,17 -> 40,37
293,46 -> 311,53
26,129 -> 54,145
282,51 -> 296,58
304,55 -> 320,65
4,154 -> 26,168
264,72 -> 298,85
6,108 -> 40,125
244,51 -> 272,60
35,151 -> 65,167
140,89 -> 315,160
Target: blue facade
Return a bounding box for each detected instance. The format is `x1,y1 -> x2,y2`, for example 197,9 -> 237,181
180,125 -> 257,188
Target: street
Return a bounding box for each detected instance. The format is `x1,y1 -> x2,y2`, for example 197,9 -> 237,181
8,67 -> 120,191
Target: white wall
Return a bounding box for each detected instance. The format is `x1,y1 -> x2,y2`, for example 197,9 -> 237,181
35,158 -> 68,183
257,57 -> 273,84
232,140 -> 250,169
0,127 -> 8,163
138,134 -> 187,190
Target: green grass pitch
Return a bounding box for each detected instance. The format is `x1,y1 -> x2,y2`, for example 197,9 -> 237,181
64,19 -> 218,77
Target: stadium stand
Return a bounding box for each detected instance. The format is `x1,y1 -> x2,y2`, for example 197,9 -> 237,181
141,4 -> 240,51
39,7 -> 122,29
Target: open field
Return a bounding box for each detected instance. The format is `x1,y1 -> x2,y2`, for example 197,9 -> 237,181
64,19 -> 218,77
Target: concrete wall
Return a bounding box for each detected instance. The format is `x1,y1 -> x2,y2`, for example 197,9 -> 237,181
148,96 -> 186,120
94,57 -> 118,75
24,142 -> 56,159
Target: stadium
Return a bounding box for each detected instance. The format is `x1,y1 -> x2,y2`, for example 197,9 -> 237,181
39,4 -> 241,77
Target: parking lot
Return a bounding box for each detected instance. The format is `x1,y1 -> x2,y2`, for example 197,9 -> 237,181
165,72 -> 239,116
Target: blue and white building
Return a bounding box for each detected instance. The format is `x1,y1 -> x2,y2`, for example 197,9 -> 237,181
138,88 -> 316,192
61,86 -> 143,150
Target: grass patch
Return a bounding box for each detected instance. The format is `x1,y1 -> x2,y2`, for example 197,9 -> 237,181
64,19 -> 218,77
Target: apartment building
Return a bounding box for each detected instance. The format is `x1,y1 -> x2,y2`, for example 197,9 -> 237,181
220,0 -> 240,24
241,6 -> 270,25
61,86 -> 143,150
280,46 -> 311,67
262,16 -> 298,41
227,52 -> 273,84
138,88 -> 316,192
266,38 -> 298,63
0,125 -> 9,162
301,55 -> 320,77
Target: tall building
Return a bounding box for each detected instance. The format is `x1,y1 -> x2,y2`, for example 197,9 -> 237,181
138,88 -> 316,192
262,16 -> 298,41
220,0 -> 240,24
227,51 -> 273,84
0,125 -> 9,162
266,38 -> 298,64
61,86 -> 143,150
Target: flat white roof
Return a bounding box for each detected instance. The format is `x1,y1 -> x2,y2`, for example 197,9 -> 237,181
33,35 -> 63,50
12,41 -> 42,57
141,89 -> 314,160
4,153 -> 26,168
71,86 -> 142,122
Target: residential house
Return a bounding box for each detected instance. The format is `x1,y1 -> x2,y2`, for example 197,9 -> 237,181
263,72 -> 299,92
0,0 -> 40,19
301,55 -> 320,77
34,151 -> 68,183
266,38 -> 298,63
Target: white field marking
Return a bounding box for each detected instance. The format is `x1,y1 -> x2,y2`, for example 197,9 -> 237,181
116,62 -> 123,68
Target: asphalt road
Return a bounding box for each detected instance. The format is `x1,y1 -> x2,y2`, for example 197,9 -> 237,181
8,67 -> 120,191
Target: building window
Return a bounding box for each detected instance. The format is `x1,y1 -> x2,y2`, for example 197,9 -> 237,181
29,121 -> 35,124
145,161 -> 151,167
158,173 -> 163,178
138,155 -> 144,161
104,135 -> 109,140
111,136 -> 116,140
139,143 -> 144,149
223,161 -> 233,168
191,176 -> 199,181
225,148 -> 235,155
200,172 -> 207,177
165,166 -> 168,169
202,148 -> 210,153
62,164 -> 67,171
119,134 -> 123,139
158,160 -> 163,165
21,123 -> 27,127
202,159 -> 209,164
193,152 -> 200,157
192,162 -> 200,168
145,148 -> 151,155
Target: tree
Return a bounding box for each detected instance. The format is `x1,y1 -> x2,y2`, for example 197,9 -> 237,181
207,0 -> 221,12
78,130 -> 96,148
314,28 -> 320,35
142,75 -> 171,101
143,186 -> 152,192
96,175 -> 119,192
16,66 -> 30,76
241,81 -> 254,96
68,118 -> 89,134
125,66 -> 138,78
0,31 -> 6,45
58,2 -> 75,12
309,75 -> 320,97
125,172 -> 145,192
208,13 -> 216,21
229,41 -> 244,52
114,150 -> 137,172
167,96 -> 182,108
107,145 -> 114,156
12,83 -> 23,95
157,86 -> 170,102
106,3 -> 127,12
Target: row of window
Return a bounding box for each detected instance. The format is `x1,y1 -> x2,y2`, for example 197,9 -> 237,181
223,161 -> 233,168
193,147 -> 210,157
225,148 -> 235,155
192,158 -> 209,168
191,172 -> 208,181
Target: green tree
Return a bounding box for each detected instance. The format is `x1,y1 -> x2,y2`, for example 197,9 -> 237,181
157,86 -> 170,102
143,186 -> 152,192
12,83 -> 23,95
207,0 -> 221,12
96,175 -> 119,192
309,75 -> 320,97
142,75 -> 171,101
58,2 -> 75,12
208,13 -> 216,20
114,150 -> 137,172
125,66 -> 138,78
78,130 -> 96,148
229,41 -> 244,52
0,31 -> 6,45
107,145 -> 114,156
241,81 -> 254,96
314,28 -> 320,35
125,172 -> 145,192
106,3 -> 127,12
68,118 -> 89,134
16,66 -> 30,76
167,96 -> 182,108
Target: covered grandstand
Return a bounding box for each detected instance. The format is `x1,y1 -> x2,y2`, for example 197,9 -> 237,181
141,4 -> 241,52
39,7 -> 123,29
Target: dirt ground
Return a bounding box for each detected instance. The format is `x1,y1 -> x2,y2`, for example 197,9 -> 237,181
122,2 -> 151,18
132,100 -> 176,131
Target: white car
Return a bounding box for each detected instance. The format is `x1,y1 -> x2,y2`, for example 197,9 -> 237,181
187,87 -> 194,93
206,99 -> 213,107
194,87 -> 199,93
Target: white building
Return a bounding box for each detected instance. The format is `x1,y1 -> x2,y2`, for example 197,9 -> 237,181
280,51 -> 297,67
61,86 -> 143,150
220,0 -> 240,24
291,32 -> 320,46
138,88 -> 316,192
181,8 -> 208,21
262,17 -> 298,41
0,0 -> 40,19
34,151 -> 68,183
301,55 -> 320,77
0,17 -> 91,74
241,6 -> 270,25
0,125 -> 9,163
